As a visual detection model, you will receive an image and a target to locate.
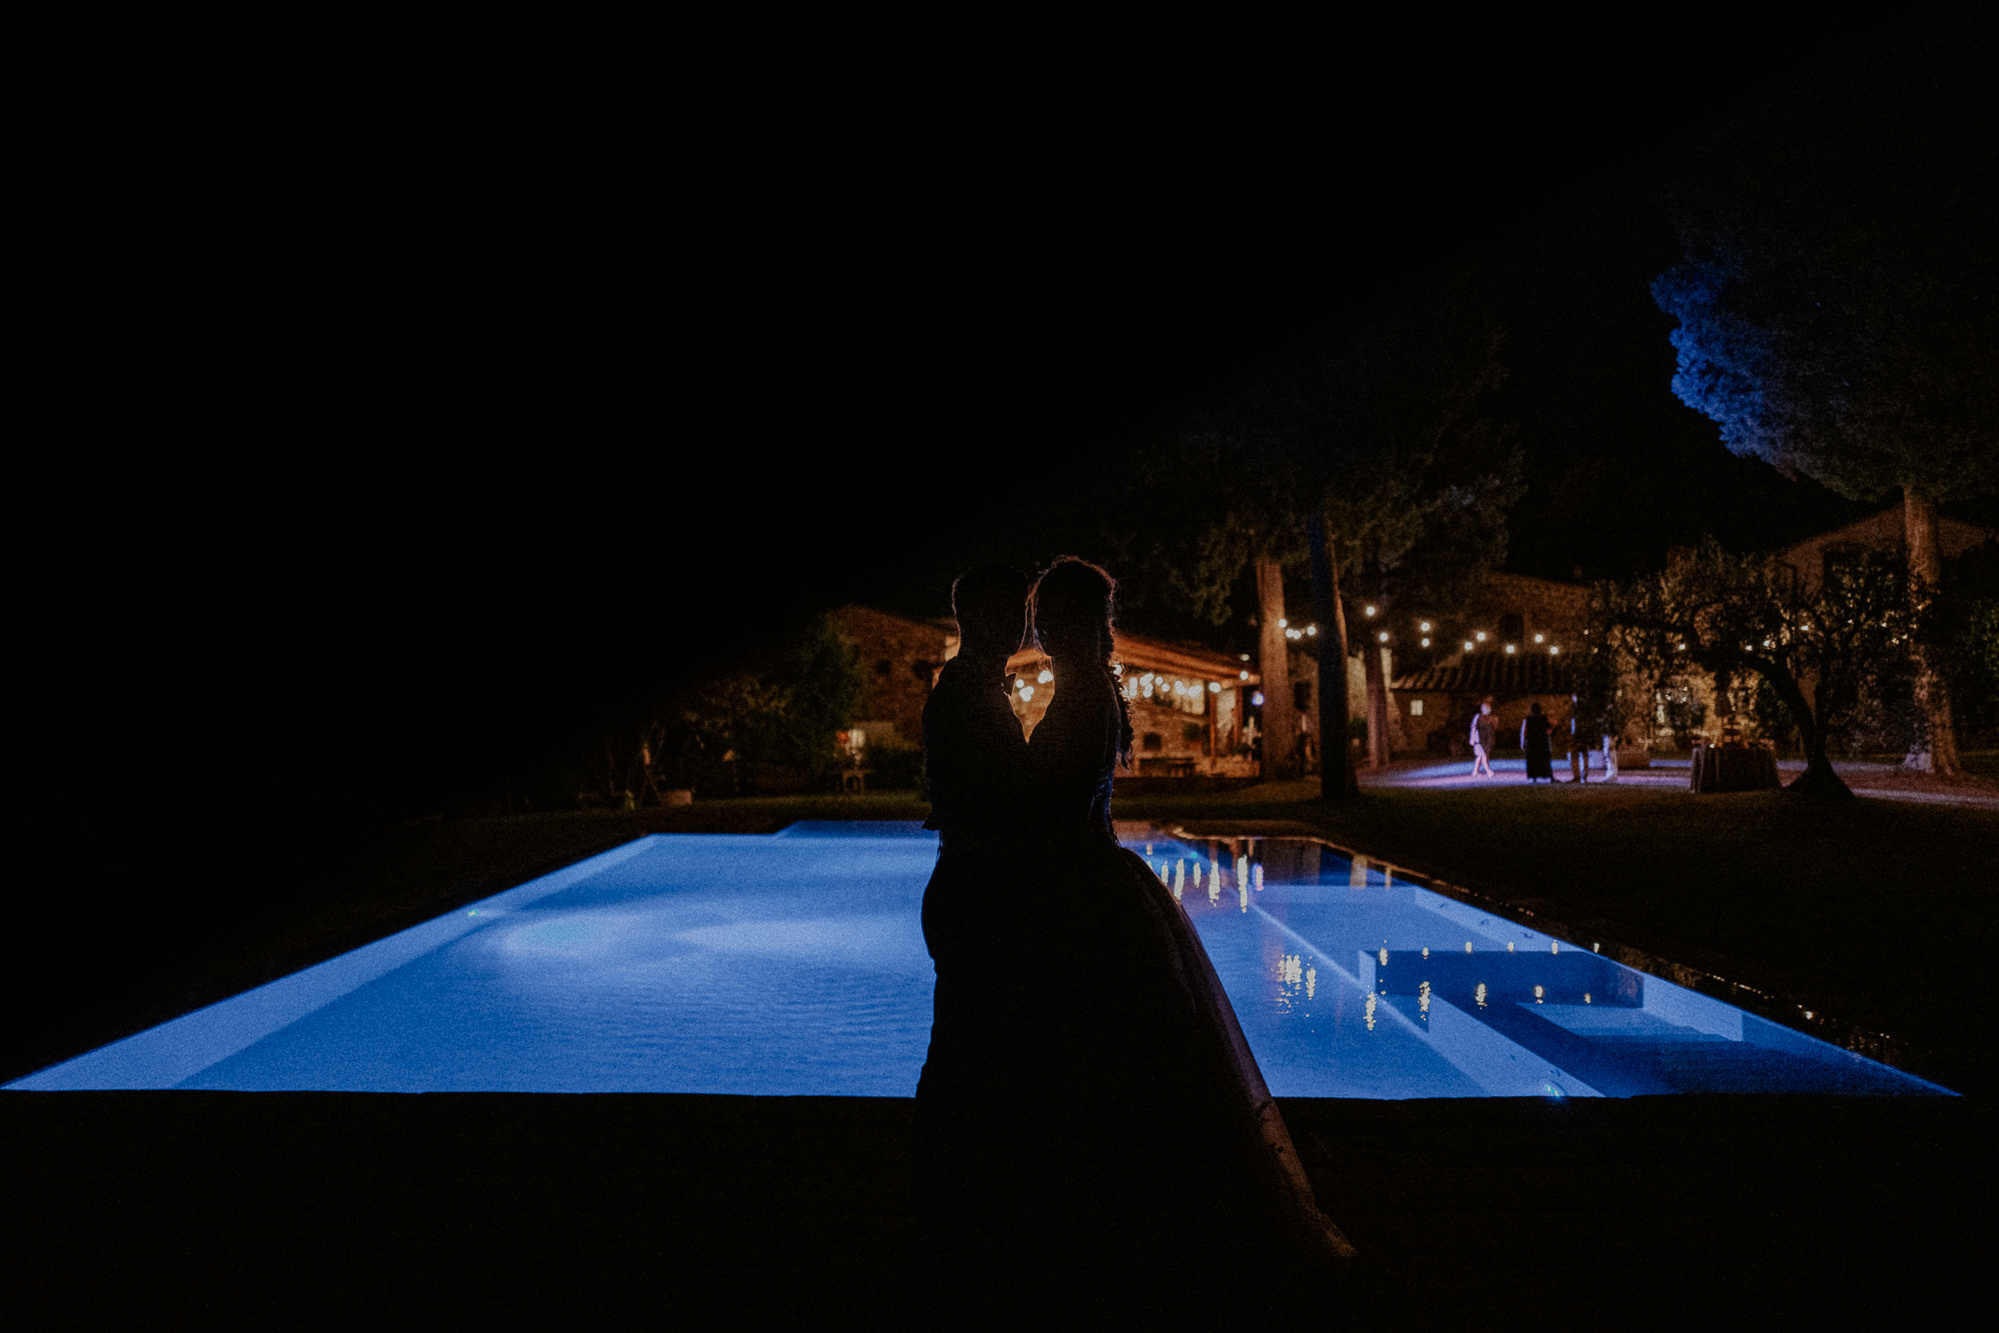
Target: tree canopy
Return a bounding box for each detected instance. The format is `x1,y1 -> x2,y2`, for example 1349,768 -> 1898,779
1594,538 -> 1922,796
1650,40 -> 1995,776
1137,285 -> 1516,632
1104,275 -> 1518,783
1650,36 -> 1997,508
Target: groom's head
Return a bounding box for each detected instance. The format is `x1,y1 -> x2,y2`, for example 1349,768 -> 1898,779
952,564 -> 1029,665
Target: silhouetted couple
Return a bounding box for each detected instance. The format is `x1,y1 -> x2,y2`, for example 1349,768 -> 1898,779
914,558 -> 1350,1321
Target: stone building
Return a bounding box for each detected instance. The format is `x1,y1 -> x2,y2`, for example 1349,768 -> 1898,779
1772,507 -> 1991,588
829,604 -> 951,757
1386,571 -> 1588,756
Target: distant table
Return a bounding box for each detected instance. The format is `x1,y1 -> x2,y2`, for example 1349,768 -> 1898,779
1689,744 -> 1780,793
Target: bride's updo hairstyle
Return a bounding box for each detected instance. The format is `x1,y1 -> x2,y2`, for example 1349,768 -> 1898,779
1030,556 -> 1134,765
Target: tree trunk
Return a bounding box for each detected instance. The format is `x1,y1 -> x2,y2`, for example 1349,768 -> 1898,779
1255,558 -> 1295,781
1362,637 -> 1392,768
1307,513 -> 1357,798
1761,661 -> 1854,799
1787,739 -> 1855,798
1902,488 -> 1963,776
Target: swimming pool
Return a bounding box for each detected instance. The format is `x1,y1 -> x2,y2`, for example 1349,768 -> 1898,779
7,822 -> 1951,1096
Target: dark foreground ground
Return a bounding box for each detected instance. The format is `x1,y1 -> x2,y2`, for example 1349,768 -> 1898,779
11,1092 -> 1984,1326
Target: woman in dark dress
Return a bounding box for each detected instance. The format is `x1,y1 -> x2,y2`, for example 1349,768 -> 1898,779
991,557 -> 1351,1317
1521,701 -> 1556,782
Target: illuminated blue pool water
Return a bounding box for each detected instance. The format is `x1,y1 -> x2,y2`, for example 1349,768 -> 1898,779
8,823 -> 1952,1096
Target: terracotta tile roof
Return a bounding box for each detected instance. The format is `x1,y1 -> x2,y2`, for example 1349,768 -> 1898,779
1392,654 -> 1576,694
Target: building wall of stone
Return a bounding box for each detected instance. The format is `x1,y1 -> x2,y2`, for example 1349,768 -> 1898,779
831,605 -> 949,745
1452,571 -> 1590,653
1398,689 -> 1584,757
1775,509 -> 1994,589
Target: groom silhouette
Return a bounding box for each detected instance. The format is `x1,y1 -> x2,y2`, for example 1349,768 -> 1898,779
919,564 -> 1030,849
912,563 -> 1034,1298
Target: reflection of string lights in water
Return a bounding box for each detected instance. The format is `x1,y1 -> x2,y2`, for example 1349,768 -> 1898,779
1506,942 -> 1515,953
1418,980 -> 1431,1019
1584,993 -> 1592,1005
1464,942 -> 1473,953
1364,993 -> 1377,1031
1253,864 -> 1264,892
1475,983 -> 1488,1009
1192,862 -> 1203,889
1306,966 -> 1316,999
1208,873 -> 1221,907
1533,985 -> 1545,1003
1379,946 -> 1390,968
1551,941 -> 1559,954
1175,858 -> 1186,895
1421,946 -> 1430,959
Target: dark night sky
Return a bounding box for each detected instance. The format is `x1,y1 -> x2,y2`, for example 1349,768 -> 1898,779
33,10 -> 1995,828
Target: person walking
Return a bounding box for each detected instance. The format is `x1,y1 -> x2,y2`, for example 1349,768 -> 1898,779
1469,699 -> 1498,777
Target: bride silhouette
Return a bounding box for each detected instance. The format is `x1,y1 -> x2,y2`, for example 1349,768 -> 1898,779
916,557 -> 1350,1318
